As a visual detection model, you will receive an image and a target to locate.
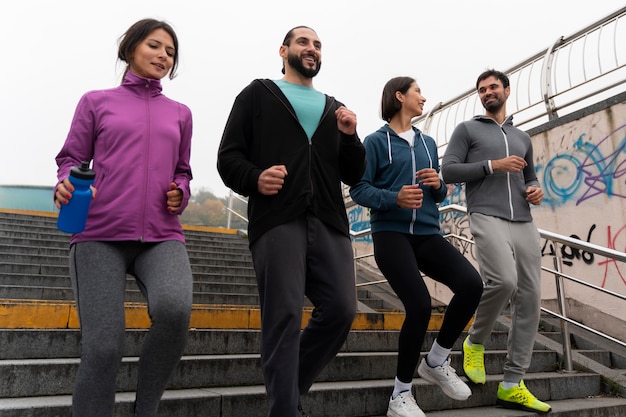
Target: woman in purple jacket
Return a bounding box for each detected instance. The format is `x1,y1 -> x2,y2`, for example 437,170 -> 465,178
54,19 -> 193,417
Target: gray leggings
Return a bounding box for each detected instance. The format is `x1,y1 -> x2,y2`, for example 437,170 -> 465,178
69,240 -> 193,417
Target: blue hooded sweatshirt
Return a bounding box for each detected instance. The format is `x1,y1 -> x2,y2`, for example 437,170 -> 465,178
350,124 -> 447,235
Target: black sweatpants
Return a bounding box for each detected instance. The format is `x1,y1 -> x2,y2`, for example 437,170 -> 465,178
250,215 -> 356,417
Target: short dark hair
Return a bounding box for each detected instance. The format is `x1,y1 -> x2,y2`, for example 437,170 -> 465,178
282,25 -> 316,46
118,18 -> 179,80
281,25 -> 316,74
380,76 -> 416,122
475,69 -> 509,91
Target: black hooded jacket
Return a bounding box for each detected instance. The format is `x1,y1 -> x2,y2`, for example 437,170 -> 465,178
217,79 -> 366,245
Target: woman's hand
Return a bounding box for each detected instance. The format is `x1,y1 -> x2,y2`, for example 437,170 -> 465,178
54,178 -> 96,209
166,182 -> 183,212
397,184 -> 423,209
416,168 -> 441,190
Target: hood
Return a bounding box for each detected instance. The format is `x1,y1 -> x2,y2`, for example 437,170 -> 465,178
374,124 -> 431,167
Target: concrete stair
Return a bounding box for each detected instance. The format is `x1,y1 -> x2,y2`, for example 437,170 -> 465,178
1,210 -> 625,416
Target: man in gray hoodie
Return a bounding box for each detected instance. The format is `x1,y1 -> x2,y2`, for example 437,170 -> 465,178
441,69 -> 551,414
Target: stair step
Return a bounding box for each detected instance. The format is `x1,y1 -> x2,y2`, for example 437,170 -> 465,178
0,373 -> 618,417
1,210 -> 624,416
0,299 -> 440,331
0,349 -> 565,398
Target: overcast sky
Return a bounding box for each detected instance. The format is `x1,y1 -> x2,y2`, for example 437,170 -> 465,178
1,0 -> 624,198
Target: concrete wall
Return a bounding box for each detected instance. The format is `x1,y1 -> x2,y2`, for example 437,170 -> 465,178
348,92 -> 626,341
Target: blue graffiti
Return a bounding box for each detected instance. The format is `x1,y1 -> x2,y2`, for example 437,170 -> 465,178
348,205 -> 372,243
538,125 -> 626,207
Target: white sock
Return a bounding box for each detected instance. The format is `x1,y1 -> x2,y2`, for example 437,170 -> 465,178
392,376 -> 412,399
502,381 -> 519,389
426,339 -> 451,367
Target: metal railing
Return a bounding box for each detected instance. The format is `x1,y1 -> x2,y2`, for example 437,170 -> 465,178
224,7 -> 625,232
349,204 -> 626,372
413,6 -> 626,153
224,190 -> 248,229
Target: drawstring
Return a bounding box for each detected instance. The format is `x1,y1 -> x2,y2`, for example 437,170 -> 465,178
418,132 -> 433,169
386,129 -> 432,168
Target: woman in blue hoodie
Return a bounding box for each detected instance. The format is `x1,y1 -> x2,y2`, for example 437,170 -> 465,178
350,77 -> 483,417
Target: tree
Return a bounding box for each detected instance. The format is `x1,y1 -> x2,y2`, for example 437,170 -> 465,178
179,188 -> 248,229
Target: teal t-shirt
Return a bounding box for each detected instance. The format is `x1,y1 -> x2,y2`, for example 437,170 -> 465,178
274,79 -> 325,141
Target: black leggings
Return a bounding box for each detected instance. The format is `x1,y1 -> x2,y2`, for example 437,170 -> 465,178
373,232 -> 483,382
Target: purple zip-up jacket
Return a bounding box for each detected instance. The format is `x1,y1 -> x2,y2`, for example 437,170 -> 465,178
55,71 -> 193,244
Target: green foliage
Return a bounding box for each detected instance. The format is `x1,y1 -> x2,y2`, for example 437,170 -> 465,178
179,188 -> 247,229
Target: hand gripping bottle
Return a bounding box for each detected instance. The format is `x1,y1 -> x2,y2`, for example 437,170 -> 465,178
57,161 -> 96,233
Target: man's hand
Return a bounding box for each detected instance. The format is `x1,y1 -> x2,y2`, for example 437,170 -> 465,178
492,155 -> 527,172
525,186 -> 543,206
258,165 -> 288,195
335,106 -> 357,135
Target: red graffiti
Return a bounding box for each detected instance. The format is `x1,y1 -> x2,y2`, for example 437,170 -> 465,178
597,225 -> 626,287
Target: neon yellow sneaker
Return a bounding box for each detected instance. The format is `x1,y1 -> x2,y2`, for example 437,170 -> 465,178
462,336 -> 486,384
496,380 -> 552,413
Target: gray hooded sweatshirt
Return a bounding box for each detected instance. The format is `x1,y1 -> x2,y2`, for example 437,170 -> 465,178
441,115 -> 540,222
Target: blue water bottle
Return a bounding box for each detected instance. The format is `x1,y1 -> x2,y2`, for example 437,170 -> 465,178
57,161 -> 96,233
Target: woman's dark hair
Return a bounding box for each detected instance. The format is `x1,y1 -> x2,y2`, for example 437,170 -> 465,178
118,18 -> 179,80
475,69 -> 509,90
380,76 -> 416,122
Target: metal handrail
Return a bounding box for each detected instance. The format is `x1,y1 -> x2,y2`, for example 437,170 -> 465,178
412,6 -> 626,150
350,204 -> 626,371
225,190 -> 249,229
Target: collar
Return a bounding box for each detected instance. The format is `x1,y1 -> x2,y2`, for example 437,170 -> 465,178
122,71 -> 163,97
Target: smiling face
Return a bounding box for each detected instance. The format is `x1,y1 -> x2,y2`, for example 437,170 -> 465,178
280,27 -> 322,79
478,75 -> 510,113
398,82 -> 426,118
128,28 -> 175,80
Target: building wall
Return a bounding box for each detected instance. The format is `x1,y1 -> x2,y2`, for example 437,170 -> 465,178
0,185 -> 57,212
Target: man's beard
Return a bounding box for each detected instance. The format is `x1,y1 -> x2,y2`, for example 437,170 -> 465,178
287,51 -> 321,78
482,96 -> 504,113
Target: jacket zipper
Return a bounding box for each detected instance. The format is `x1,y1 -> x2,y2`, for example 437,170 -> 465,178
139,81 -> 152,242
409,140 -> 417,234
500,125 -> 514,220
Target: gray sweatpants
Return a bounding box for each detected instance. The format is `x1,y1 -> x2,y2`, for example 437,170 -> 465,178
69,240 -> 193,417
468,213 -> 542,383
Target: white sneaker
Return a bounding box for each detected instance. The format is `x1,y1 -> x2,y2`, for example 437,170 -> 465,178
387,391 -> 425,417
417,357 -> 472,401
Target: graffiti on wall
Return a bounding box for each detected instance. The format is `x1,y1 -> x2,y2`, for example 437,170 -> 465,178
542,223 -> 626,288
541,224 -> 596,267
537,125 -> 626,208
348,204 -> 372,243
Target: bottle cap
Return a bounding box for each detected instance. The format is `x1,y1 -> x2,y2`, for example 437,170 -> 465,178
70,161 -> 95,180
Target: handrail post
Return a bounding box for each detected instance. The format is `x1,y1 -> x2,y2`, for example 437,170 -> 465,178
540,36 -> 563,120
226,190 -> 234,229
353,245 -> 358,283
551,241 -> 574,371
